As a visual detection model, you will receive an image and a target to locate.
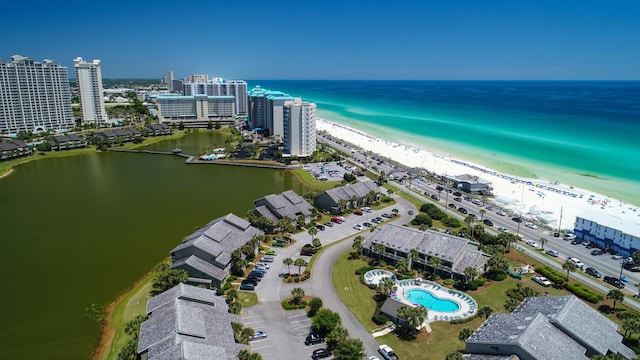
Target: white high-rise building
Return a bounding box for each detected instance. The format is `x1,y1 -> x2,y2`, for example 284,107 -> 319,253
157,95 -> 235,128
165,71 -> 174,91
283,99 -> 317,157
247,85 -> 294,136
182,76 -> 247,115
0,55 -> 74,135
74,57 -> 107,124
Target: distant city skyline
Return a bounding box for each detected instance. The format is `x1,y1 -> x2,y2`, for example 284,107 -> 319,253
1,1 -> 639,80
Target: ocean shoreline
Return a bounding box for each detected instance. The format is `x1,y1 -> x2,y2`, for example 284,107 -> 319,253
317,118 -> 640,231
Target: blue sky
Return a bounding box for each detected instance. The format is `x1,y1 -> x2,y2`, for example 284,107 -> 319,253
1,0 -> 639,80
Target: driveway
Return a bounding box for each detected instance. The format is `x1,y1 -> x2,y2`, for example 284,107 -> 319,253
243,194 -> 416,359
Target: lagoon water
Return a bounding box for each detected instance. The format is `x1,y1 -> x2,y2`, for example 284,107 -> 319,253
0,133 -> 307,359
254,80 -> 640,205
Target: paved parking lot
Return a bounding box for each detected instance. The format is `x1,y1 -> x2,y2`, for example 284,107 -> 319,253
302,161 -> 365,181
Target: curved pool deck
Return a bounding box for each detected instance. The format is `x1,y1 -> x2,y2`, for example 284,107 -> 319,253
392,279 -> 478,324
363,269 -> 397,286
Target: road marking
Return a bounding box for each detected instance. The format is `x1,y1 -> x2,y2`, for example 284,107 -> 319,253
251,345 -> 275,350
287,313 -> 308,319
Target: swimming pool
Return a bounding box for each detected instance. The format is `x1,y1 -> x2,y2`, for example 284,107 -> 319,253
405,289 -> 460,312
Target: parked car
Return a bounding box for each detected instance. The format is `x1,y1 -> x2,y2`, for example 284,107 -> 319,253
525,240 -> 540,249
567,257 -> 585,270
305,333 -> 323,345
430,194 -> 439,200
457,207 -> 468,214
382,213 -> 394,218
448,203 -> 457,208
563,233 -> 577,240
604,275 -> 625,289
362,207 -> 373,213
612,254 -> 623,260
363,222 -> 373,227
331,217 -> 344,224
468,213 -> 478,220
498,227 -> 509,233
250,330 -> 267,341
531,276 -> 552,287
496,210 -> 507,216
354,210 -> 363,216
453,191 -> 462,197
353,224 -> 363,231
546,249 -> 559,257
239,282 -> 255,291
591,249 -> 603,256
511,217 -> 522,223
262,255 -> 275,262
378,344 -> 399,360
571,239 -> 583,245
482,219 -> 494,226
454,197 -> 462,202
472,199 -> 483,205
315,224 -> 326,231
312,348 -> 332,359
525,222 -> 537,229
324,221 -> 334,227
585,267 -> 602,278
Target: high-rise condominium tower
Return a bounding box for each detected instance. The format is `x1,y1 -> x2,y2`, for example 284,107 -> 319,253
74,57 -> 107,124
0,55 -> 74,135
283,98 -> 317,157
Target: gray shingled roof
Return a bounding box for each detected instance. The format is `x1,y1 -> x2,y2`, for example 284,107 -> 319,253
322,181 -> 380,203
463,355 -> 520,360
171,255 -> 228,282
0,142 -> 18,151
254,190 -> 313,221
467,296 -> 635,359
138,284 -> 247,360
363,224 -> 489,275
254,205 -> 279,224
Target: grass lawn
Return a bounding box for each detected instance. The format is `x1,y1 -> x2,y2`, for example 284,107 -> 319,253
97,270 -> 154,360
290,168 -> 341,191
238,291 -> 258,307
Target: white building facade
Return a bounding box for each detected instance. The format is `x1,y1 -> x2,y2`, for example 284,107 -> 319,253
157,95 -> 235,127
181,75 -> 247,115
74,57 -> 107,124
283,99 -> 317,157
0,55 -> 74,135
247,85 -> 295,137
574,211 -> 640,257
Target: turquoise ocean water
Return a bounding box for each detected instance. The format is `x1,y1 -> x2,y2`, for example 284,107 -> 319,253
252,81 -> 640,206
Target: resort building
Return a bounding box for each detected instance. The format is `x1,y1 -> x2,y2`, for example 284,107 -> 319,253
253,190 -> 314,225
0,55 -> 74,136
362,224 -> 490,280
314,181 -> 381,214
147,123 -> 172,136
137,283 -> 247,360
48,133 -> 86,150
283,98 -> 317,157
181,75 -> 247,115
0,139 -> 31,161
74,57 -> 107,124
446,174 -> 492,195
170,213 -> 263,289
157,95 -> 236,128
247,85 -> 296,137
465,295 -> 635,359
574,210 -> 640,257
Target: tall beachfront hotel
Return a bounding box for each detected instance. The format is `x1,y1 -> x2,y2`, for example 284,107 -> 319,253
74,57 -> 107,124
283,99 -> 317,157
181,75 -> 247,115
0,55 -> 74,135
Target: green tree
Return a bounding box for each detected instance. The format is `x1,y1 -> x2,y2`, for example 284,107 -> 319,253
312,309 -> 342,336
477,306 -> 494,319
338,199 -> 348,213
326,325 -> 349,349
539,237 -> 548,250
117,338 -> 139,360
215,121 -> 221,129
463,266 -> 478,284
278,217 -> 295,239
332,338 -> 364,360
607,289 -> 625,309
379,276 -> 396,297
487,254 -> 509,273
479,209 -> 486,221
430,256 -> 442,277
445,351 -> 464,360
308,226 -> 318,238
343,173 -> 356,183
237,349 -> 263,360
207,120 -> 213,130
84,303 -> 106,323
397,305 -> 428,333
562,260 -> 578,284
352,236 -> 364,258
623,316 -> 640,339
312,237 -> 322,248
228,300 -> 242,314
291,287 -> 305,304
308,297 -> 323,317
373,243 -> 386,261
505,297 -> 521,312
294,258 -> 307,274
124,314 -> 147,339
226,289 -> 239,303
151,265 -> 189,296
178,121 -> 185,130
396,260 -> 408,274
458,327 -> 473,341
297,214 -> 306,229
283,257 -> 294,274
232,322 -> 254,344
408,248 -> 420,270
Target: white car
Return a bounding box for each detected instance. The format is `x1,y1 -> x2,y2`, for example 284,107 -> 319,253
362,207 -> 373,213
525,222 -> 537,229
525,240 -> 540,249
612,254 -> 623,260
532,276 -> 552,287
546,249 -> 559,257
567,257 -> 585,270
498,227 -> 509,233
496,210 -> 507,216
353,224 -> 363,231
378,345 -> 398,360
369,357 -> 382,360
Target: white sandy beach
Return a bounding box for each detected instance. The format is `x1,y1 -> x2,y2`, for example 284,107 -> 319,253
317,118 -> 640,232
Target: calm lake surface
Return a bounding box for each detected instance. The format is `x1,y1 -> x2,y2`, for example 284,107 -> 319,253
0,132 -> 307,359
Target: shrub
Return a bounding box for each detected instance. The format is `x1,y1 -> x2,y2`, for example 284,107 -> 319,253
356,266 -> 376,275
281,299 -> 308,310
490,272 -> 507,281
566,283 -> 603,303
372,312 -> 391,325
308,298 -> 323,317
442,217 -> 461,227
411,214 -> 432,226
536,266 -> 567,285
443,279 -> 453,286
450,314 -> 477,324
228,275 -> 238,282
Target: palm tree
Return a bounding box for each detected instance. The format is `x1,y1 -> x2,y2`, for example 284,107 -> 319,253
623,316 -> 640,339
408,249 -> 420,271
458,328 -> 473,342
291,287 -> 305,304
430,256 -> 442,277
607,289 -> 625,309
294,258 -> 307,274
226,289 -> 239,303
312,237 -> 321,248
373,243 -> 386,261
477,306 -> 494,319
308,226 -> 318,238
479,209 -> 486,221
463,266 -> 478,284
562,261 -> 577,284
350,195 -> 359,208
237,349 -> 263,360
326,325 -> 349,349
366,190 -> 377,204
539,237 -> 547,251
398,305 -> 427,333
464,215 -> 476,239
379,276 -> 395,297
352,236 -> 364,258
338,199 -> 348,213
283,257 -> 294,274
396,260 -> 408,274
